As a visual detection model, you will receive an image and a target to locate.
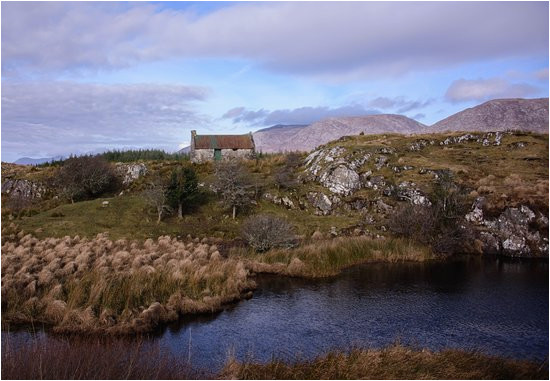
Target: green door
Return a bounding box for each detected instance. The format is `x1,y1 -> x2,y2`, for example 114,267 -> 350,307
214,149 -> 222,160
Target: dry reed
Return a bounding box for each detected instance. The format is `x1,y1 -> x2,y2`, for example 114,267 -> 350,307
223,344 -> 548,380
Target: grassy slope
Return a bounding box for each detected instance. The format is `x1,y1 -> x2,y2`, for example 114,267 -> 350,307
6,131 -> 549,241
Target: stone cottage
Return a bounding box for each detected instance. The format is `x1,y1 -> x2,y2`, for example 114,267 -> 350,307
190,130 -> 256,163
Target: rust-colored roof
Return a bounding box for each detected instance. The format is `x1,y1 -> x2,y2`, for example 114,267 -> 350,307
194,134 -> 254,149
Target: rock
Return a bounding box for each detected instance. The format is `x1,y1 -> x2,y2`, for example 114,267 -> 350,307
479,232 -> 500,254
374,156 -> 388,170
478,205 -> 547,257
115,163 -> 147,186
502,235 -> 529,256
281,196 -> 295,209
304,146 -> 371,195
307,192 -> 333,215
396,182 -> 431,206
465,197 -> 485,225
319,165 -> 361,195
1,179 -> 47,200
102,201 -> 109,207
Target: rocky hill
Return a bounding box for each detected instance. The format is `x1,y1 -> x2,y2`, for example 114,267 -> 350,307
427,98 -> 549,133
254,115 -> 425,152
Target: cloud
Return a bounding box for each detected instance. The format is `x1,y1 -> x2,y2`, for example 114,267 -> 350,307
368,97 -> 433,113
534,68 -> 549,81
2,2 -> 548,77
445,78 -> 540,103
1,81 -> 208,161
222,105 -> 380,126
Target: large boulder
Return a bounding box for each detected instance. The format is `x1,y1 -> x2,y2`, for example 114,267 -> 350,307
115,163 -> 148,186
1,179 -> 47,200
307,192 -> 333,215
304,146 -> 372,195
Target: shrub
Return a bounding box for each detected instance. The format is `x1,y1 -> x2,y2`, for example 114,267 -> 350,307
241,214 -> 297,252
55,156 -> 120,202
388,204 -> 435,244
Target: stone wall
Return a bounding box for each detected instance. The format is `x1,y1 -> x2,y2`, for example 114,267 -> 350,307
191,148 -> 255,163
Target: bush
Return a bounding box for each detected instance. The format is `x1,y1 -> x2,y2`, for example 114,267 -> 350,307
388,204 -> 435,244
241,214 -> 297,252
55,156 -> 120,202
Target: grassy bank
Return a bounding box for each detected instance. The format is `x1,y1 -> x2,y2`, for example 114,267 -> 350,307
2,223 -> 434,333
237,236 -> 434,277
1,228 -> 255,334
223,345 -> 548,380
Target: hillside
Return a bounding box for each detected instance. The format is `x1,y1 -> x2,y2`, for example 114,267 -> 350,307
428,98 -> 549,133
254,115 -> 425,152
253,124 -> 307,153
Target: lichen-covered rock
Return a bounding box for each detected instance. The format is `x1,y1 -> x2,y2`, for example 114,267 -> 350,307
318,165 -> 361,195
1,179 -> 47,199
307,192 -> 333,215
475,204 -> 547,257
465,197 -> 485,225
115,163 -> 147,186
304,146 -> 371,195
396,182 -> 431,206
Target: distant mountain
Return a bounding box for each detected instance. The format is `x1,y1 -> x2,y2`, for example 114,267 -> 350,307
254,116 -> 425,152
253,124 -> 308,153
13,156 -> 63,165
428,98 -> 549,133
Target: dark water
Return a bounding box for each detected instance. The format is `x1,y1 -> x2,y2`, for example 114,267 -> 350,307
4,257 -> 549,371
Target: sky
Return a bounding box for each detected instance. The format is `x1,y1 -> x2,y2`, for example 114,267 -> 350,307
1,1 -> 548,162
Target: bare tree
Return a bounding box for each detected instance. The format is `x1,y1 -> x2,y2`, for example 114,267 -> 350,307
213,160 -> 255,219
143,179 -> 172,224
241,214 -> 297,252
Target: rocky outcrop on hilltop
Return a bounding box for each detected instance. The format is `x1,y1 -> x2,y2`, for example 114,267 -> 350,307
115,163 -> 148,186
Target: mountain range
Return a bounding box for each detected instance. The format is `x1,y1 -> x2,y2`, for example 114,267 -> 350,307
253,97 -> 549,152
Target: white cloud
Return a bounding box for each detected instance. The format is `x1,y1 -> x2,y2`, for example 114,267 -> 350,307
445,78 -> 540,103
2,2 -> 548,77
1,81 -> 209,160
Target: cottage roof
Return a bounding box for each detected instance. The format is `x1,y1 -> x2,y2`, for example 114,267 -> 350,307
193,134 -> 254,149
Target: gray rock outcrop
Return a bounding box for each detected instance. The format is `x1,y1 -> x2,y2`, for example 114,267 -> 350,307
1,179 -> 47,200
115,163 -> 148,186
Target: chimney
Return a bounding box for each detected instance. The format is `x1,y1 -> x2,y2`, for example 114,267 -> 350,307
190,130 -> 196,153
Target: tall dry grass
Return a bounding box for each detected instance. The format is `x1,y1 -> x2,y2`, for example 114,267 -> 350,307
239,236 -> 433,278
223,344 -> 548,380
1,225 -> 255,334
1,335 -> 205,379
